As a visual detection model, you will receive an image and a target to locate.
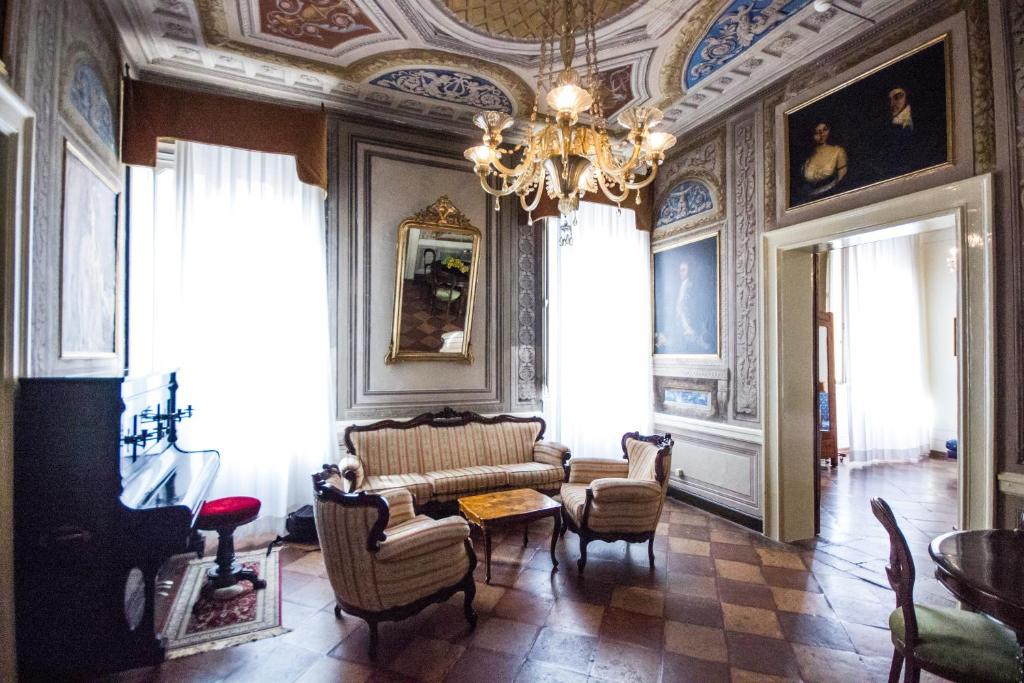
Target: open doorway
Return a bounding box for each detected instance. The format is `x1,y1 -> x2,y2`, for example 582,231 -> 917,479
813,215 -> 959,568
763,175 -> 994,543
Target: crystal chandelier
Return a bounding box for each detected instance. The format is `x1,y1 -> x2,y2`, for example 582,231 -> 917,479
463,0 -> 677,236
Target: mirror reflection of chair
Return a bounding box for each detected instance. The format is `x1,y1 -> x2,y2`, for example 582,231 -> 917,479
419,248 -> 437,301
870,497 -> 1018,683
430,269 -> 464,317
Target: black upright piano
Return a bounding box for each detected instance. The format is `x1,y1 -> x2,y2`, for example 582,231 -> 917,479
13,372 -> 219,679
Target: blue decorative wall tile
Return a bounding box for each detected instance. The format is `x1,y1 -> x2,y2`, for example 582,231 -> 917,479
657,179 -> 714,227
69,61 -> 115,151
370,69 -> 513,113
686,0 -> 813,88
665,389 -> 712,408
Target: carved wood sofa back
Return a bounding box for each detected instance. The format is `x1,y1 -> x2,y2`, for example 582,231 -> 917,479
344,408 -> 545,477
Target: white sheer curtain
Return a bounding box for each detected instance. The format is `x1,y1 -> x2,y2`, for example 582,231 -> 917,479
544,202 -> 653,457
840,235 -> 931,464
174,142 -> 337,537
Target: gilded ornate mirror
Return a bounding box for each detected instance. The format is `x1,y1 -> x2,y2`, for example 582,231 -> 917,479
386,196 -> 481,364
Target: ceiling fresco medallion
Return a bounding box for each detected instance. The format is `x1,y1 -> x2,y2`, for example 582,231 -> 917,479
259,0 -> 379,49
441,0 -> 642,40
370,68 -> 514,113
685,0 -> 813,88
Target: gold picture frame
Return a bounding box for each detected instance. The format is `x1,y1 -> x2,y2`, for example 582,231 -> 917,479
651,231 -> 721,360
784,33 -> 954,211
385,196 -> 481,364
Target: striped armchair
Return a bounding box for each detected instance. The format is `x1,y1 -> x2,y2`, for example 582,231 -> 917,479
312,465 -> 477,659
560,432 -> 674,573
339,409 -> 570,507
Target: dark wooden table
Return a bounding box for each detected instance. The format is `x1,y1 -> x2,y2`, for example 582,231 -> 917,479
930,529 -> 1024,682
458,488 -> 560,584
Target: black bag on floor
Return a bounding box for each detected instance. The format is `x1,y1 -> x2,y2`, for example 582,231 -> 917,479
266,504 -> 319,555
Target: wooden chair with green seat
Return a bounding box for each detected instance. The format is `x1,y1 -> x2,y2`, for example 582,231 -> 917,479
870,497 -> 1019,683
430,269 -> 463,317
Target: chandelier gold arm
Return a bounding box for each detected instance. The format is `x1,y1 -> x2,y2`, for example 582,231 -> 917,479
488,144 -> 538,178
619,164 -> 659,191
477,163 -> 539,198
519,170 -> 547,213
595,170 -> 631,203
591,134 -> 646,178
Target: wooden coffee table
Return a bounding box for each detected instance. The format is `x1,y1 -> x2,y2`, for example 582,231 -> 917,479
458,488 -> 561,584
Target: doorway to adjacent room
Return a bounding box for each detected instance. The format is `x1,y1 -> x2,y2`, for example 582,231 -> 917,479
762,175 -> 995,544
812,216 -> 959,572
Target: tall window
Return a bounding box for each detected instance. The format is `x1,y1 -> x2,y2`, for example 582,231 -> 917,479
544,202 -> 654,456
127,142 -> 336,537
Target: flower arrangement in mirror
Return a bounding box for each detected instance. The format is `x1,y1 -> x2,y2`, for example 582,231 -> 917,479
443,257 -> 470,275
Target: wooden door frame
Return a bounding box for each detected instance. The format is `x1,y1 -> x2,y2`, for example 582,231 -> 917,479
0,76 -> 34,683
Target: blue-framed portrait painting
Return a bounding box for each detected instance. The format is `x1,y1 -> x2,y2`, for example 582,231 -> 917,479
653,233 -> 720,357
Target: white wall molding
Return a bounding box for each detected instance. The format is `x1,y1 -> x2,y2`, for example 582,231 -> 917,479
654,412 -> 763,444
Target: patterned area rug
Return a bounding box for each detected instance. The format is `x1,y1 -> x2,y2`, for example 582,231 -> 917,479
163,548 -> 288,659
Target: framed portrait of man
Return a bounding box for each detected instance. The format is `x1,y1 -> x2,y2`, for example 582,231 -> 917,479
652,233 -> 720,358
784,34 -> 951,210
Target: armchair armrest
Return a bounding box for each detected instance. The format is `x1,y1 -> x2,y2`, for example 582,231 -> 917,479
378,488 -> 415,527
590,478 -> 663,504
337,455 -> 365,491
375,516 -> 470,562
534,441 -> 571,480
567,457 -> 629,484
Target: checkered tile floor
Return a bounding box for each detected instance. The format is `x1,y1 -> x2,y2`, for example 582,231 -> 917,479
107,492 -> 959,683
398,285 -> 464,353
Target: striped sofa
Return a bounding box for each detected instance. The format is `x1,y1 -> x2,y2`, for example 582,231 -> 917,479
338,409 -> 569,507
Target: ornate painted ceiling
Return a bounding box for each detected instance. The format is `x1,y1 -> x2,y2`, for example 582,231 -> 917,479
107,0 -> 902,137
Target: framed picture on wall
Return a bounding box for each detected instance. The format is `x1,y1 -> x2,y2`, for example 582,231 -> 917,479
653,232 -> 720,358
59,141 -> 119,359
785,33 -> 952,210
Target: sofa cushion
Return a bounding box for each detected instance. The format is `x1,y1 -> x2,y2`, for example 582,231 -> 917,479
465,421 -> 542,466
500,462 -> 562,490
364,473 -> 434,506
425,466 -> 508,496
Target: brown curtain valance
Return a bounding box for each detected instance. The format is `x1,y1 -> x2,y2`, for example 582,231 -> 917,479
123,79 -> 328,191
530,184 -> 654,231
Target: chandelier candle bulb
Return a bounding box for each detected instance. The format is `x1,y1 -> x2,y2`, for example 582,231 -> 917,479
546,81 -> 593,118
464,145 -> 494,169
643,131 -> 677,157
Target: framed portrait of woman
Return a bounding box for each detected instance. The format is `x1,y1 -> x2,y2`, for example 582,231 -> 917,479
784,33 -> 952,210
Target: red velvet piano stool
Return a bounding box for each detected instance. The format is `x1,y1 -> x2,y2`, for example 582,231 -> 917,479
195,496 -> 267,599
